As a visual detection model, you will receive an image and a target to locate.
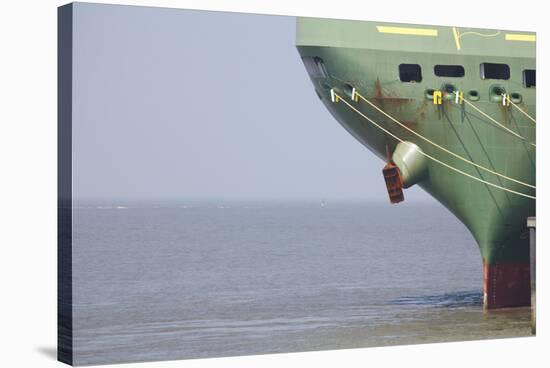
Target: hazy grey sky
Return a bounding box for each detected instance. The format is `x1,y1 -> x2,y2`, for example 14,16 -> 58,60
72,3 -> 430,202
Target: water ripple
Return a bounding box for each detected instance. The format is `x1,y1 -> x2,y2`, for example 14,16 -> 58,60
390,291 -> 483,308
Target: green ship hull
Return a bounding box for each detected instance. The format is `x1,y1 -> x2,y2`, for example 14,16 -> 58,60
296,18 -> 535,309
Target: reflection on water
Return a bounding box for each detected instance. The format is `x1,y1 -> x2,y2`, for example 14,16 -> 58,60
72,202 -> 532,365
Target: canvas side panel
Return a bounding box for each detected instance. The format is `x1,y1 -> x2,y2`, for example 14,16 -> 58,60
58,3 -> 74,365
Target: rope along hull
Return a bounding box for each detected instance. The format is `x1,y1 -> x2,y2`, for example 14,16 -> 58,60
297,18 -> 535,309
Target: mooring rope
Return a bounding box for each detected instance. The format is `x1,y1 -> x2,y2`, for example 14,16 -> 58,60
504,94 -> 536,124
459,95 -> 535,147
352,89 -> 535,190
331,90 -> 536,200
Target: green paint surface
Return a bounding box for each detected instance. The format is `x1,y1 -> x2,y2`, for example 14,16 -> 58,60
296,17 -> 535,264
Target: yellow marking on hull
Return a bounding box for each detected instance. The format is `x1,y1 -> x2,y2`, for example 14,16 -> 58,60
376,26 -> 438,37
433,90 -> 442,105
505,33 -> 536,42
452,27 -> 461,50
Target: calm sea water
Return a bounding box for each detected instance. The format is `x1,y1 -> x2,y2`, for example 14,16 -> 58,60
72,201 -> 531,365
